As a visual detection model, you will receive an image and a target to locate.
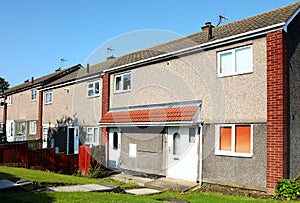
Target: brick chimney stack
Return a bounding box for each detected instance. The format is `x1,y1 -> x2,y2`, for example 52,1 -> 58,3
201,22 -> 214,31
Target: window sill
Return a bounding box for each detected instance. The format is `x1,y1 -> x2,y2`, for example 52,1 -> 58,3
114,89 -> 131,94
218,71 -> 253,78
87,94 -> 100,98
45,103 -> 52,105
30,99 -> 37,102
215,151 -> 253,158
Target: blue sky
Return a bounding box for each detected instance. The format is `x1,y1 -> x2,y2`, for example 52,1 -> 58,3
0,0 -> 298,87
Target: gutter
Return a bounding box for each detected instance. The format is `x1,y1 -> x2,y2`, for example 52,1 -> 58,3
99,121 -> 201,127
39,74 -> 101,91
103,22 -> 286,74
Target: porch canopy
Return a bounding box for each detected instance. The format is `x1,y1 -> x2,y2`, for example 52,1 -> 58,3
99,100 -> 201,127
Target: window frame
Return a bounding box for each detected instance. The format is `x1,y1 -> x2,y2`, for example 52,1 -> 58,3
215,124 -> 253,157
0,98 -> 4,108
29,121 -> 37,135
31,89 -> 37,101
217,45 -> 253,77
87,81 -> 100,97
7,96 -> 12,106
45,91 -> 53,104
15,121 -> 26,137
86,127 -> 100,145
114,72 -> 131,93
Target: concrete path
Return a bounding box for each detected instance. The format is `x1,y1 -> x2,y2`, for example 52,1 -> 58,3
145,178 -> 198,192
125,188 -> 162,195
110,173 -> 154,187
0,179 -> 18,190
47,182 -> 120,192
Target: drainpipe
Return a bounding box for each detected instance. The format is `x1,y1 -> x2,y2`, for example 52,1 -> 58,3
3,95 -> 7,143
197,123 -> 203,185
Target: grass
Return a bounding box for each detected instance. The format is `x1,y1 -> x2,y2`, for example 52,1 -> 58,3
0,166 -> 284,203
0,166 -> 138,189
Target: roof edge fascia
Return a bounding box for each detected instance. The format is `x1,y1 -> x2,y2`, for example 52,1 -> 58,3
103,22 -> 285,74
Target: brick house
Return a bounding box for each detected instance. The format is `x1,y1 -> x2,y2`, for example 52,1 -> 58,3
0,65 -> 81,145
38,61 -> 115,153
97,2 -> 300,193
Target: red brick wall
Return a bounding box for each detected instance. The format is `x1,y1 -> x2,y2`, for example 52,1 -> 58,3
37,91 -> 43,146
266,29 -> 288,193
3,95 -> 7,140
101,73 -> 110,146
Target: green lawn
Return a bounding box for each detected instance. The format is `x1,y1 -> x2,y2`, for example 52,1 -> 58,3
0,166 -> 283,203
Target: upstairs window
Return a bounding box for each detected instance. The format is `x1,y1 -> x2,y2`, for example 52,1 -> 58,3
31,89 -> 37,101
218,45 -> 253,77
114,73 -> 131,92
0,98 -> 4,107
45,92 -> 53,104
7,96 -> 12,105
215,124 -> 253,157
87,81 -> 100,97
29,121 -> 37,135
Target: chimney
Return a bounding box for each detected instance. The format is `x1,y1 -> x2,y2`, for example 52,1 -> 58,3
201,22 -> 214,40
55,67 -> 61,72
201,22 -> 215,31
87,63 -> 90,73
107,55 -> 115,60
31,77 -> 34,83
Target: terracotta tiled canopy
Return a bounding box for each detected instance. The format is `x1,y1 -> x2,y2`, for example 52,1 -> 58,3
99,106 -> 199,124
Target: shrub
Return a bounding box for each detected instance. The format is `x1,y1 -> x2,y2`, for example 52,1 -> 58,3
89,167 -> 110,179
274,178 -> 300,200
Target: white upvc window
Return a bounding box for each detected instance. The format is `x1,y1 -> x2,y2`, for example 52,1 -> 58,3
0,98 -> 4,107
215,124 -> 253,157
218,45 -> 253,77
31,89 -> 37,101
45,91 -> 53,104
87,81 -> 100,97
29,121 -> 37,135
86,127 -> 100,145
7,96 -> 12,105
15,121 -> 26,136
114,72 -> 131,92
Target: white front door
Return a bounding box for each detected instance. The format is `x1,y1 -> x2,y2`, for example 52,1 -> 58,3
167,126 -> 199,181
6,120 -> 14,142
108,128 -> 121,169
67,126 -> 79,155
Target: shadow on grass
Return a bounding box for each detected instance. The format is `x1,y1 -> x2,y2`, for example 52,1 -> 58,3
0,191 -> 55,203
0,172 -> 55,203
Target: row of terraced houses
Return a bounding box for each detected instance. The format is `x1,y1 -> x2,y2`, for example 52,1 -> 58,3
1,2 -> 300,193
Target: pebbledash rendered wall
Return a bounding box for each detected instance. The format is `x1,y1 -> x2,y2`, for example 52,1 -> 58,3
6,90 -> 38,121
109,38 -> 267,124
202,124 -> 267,191
119,126 -> 167,176
287,13 -> 300,180
42,79 -> 102,128
108,37 -> 268,189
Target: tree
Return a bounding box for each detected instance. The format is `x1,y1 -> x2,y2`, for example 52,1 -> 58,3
0,77 -> 9,92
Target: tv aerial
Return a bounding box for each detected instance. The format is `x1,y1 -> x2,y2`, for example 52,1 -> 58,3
216,14 -> 229,26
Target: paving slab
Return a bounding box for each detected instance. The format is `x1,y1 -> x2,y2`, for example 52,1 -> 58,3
125,188 -> 162,196
145,178 -> 198,192
0,179 -> 18,190
47,183 -> 117,192
110,174 -> 153,187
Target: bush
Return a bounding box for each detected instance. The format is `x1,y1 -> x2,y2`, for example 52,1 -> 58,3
274,178 -> 300,200
89,167 -> 110,179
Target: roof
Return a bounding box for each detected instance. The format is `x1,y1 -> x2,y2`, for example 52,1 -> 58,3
3,64 -> 82,95
99,100 -> 201,126
91,2 -> 300,73
42,59 -> 117,89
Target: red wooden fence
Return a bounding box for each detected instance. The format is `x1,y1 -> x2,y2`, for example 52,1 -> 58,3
0,142 -> 78,174
78,145 -> 91,175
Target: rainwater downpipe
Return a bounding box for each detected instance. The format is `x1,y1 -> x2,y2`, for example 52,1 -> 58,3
197,123 -> 203,185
